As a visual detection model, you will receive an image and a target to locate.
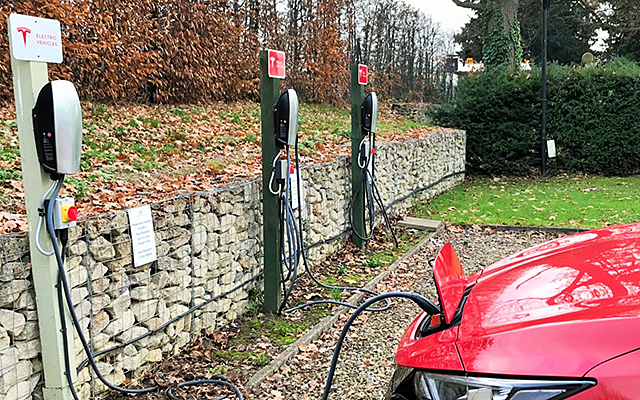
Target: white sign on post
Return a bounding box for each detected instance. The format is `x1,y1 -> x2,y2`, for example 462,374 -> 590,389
547,140 -> 557,158
127,205 -> 158,268
8,14 -> 63,63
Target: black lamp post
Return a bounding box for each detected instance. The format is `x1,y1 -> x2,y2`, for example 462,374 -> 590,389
541,0 -> 551,176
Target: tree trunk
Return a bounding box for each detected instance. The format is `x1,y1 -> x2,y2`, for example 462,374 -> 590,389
453,0 -> 523,69
480,0 -> 523,68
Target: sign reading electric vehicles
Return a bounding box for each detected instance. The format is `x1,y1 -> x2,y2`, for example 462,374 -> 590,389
268,49 -> 286,79
8,14 -> 63,63
128,205 -> 158,268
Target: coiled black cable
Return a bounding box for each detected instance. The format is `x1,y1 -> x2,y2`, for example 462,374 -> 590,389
278,148 -> 304,313
349,130 -> 398,247
349,138 -> 376,242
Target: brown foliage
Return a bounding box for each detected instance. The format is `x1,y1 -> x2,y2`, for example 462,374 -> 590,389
151,1 -> 260,103
0,0 -> 160,102
0,0 -> 260,103
0,0 -> 449,104
287,0 -> 349,103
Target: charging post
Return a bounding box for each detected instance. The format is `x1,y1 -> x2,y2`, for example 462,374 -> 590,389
8,14 -> 76,400
261,49 -> 284,312
351,63 -> 367,248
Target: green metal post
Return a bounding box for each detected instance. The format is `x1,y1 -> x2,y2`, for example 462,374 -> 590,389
351,62 -> 365,248
261,50 -> 282,312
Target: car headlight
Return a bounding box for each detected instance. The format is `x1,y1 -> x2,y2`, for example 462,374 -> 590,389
414,371 -> 595,400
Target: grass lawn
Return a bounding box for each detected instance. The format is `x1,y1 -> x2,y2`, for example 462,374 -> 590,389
414,175 -> 640,229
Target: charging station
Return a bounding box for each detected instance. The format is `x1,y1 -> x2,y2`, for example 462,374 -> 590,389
8,13 -> 79,400
260,49 -> 307,313
350,63 -> 397,248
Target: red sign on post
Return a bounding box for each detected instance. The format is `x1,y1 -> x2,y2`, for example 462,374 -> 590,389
358,64 -> 368,85
267,49 -> 286,79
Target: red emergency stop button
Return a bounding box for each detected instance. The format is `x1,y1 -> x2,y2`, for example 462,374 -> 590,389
61,206 -> 78,223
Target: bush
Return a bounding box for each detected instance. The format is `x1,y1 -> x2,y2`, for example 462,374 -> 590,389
434,59 -> 640,176
434,67 -> 540,176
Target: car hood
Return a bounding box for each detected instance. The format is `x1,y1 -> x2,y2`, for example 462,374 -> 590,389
457,224 -> 640,377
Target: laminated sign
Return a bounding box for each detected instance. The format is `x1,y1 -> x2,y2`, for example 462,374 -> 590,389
8,14 -> 63,63
128,205 -> 158,268
268,49 -> 286,79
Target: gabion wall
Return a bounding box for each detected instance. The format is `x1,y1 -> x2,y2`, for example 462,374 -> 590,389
0,130 -> 465,400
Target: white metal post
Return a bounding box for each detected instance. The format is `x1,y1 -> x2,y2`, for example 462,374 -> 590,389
8,16 -> 76,400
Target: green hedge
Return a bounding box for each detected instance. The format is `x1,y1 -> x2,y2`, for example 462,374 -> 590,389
434,59 -> 640,176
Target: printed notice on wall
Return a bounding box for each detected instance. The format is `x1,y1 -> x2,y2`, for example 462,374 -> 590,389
127,205 -> 158,268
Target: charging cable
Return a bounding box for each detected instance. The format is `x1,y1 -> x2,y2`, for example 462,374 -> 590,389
350,128 -> 398,247
44,176 -> 243,399
277,139 -> 391,314
35,180 -> 57,256
280,148 -> 303,310
320,292 -> 440,400
269,149 -> 284,195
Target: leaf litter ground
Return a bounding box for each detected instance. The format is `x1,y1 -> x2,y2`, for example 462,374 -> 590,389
0,102 -> 443,233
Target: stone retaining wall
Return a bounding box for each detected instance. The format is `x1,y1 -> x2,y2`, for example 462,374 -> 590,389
391,103 -> 435,125
0,129 -> 465,400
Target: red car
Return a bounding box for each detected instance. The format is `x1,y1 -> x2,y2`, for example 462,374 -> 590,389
386,224 -> 640,400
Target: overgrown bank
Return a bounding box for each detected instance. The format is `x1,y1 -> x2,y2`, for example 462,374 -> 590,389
0,102 -> 440,232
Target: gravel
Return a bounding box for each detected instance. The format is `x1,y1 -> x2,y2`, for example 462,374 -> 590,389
247,226 -> 564,400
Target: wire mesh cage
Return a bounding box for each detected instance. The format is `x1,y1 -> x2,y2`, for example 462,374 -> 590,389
0,232 -> 42,400
0,131 -> 465,399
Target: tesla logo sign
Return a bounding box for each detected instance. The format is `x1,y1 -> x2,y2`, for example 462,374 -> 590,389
8,14 -> 63,63
16,27 -> 31,45
358,64 -> 368,85
267,49 -> 286,79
